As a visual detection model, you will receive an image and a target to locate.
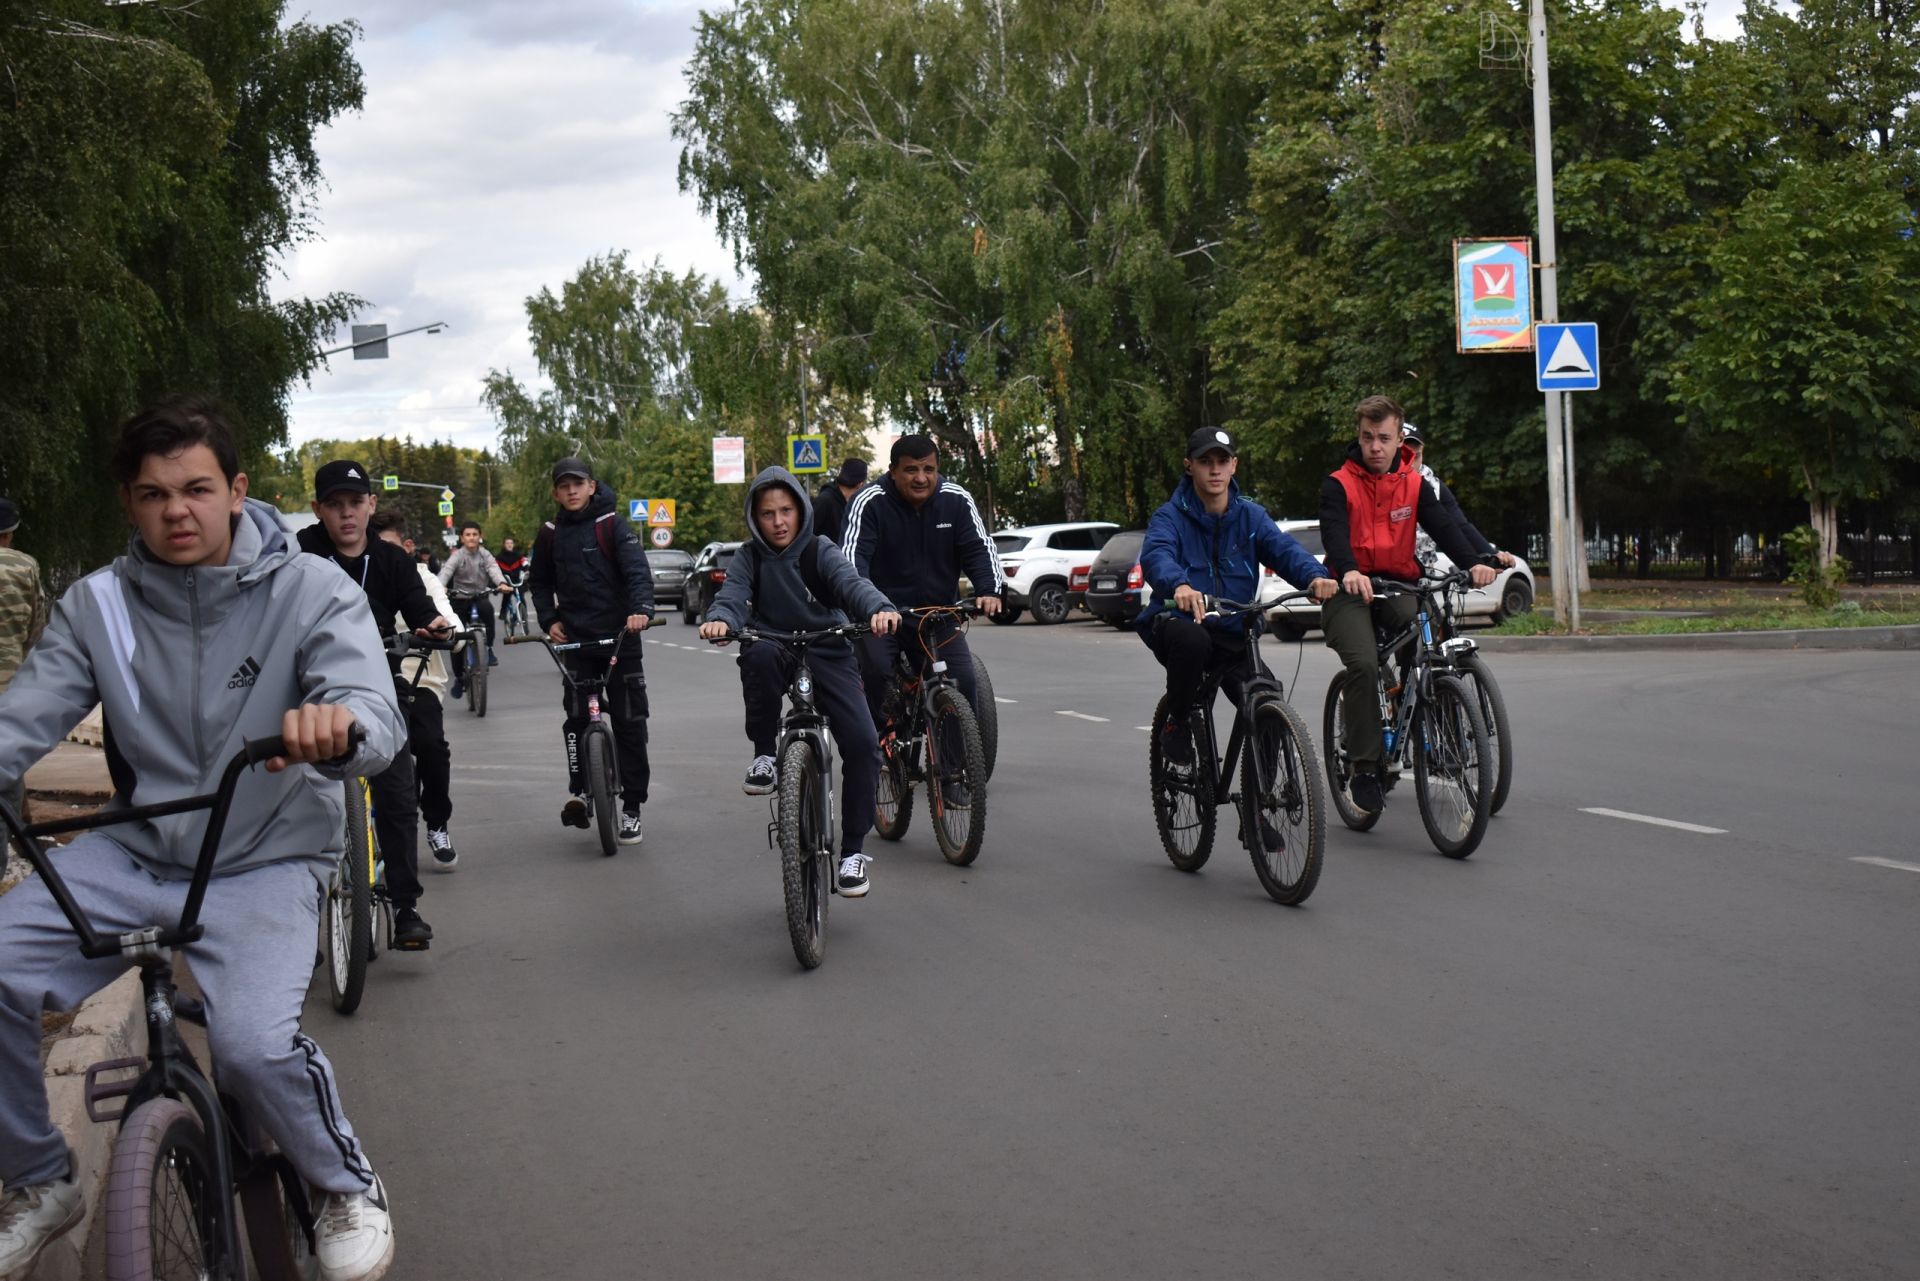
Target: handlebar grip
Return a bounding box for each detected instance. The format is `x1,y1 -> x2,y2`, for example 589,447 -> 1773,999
502,633 -> 539,645
242,723 -> 367,768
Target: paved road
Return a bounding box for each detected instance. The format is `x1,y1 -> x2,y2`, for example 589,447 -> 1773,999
309,618 -> 1918,1279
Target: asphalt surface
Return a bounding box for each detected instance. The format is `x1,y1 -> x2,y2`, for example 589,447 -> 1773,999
307,616 -> 1919,1280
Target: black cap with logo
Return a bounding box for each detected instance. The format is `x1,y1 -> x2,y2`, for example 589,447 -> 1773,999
1186,427 -> 1236,460
1401,422 -> 1425,446
551,457 -> 594,484
313,460 -> 373,501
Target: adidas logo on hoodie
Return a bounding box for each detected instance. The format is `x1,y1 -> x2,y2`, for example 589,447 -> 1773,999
227,656 -> 261,690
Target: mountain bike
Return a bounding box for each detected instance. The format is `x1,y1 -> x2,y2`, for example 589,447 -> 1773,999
1147,593 -> 1326,905
1323,570 -> 1494,858
507,633 -> 625,857
322,632 -> 461,1014
715,622 -> 869,969
501,577 -> 531,638
1433,579 -> 1514,815
870,605 -> 988,866
0,730 -> 364,1281
451,595 -> 491,717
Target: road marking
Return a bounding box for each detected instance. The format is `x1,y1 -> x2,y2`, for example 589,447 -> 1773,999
1136,726 -> 1153,732
1851,857 -> 1920,875
994,697 -> 1017,704
1580,807 -> 1727,835
1056,710 -> 1110,723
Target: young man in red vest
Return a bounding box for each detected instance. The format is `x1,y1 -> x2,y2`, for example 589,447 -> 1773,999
1320,396 -> 1499,814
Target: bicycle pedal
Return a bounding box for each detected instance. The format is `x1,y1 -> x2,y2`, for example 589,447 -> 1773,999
394,937 -> 430,952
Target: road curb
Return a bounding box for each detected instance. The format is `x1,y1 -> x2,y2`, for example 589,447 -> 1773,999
1473,623 -> 1920,654
35,969 -> 144,1281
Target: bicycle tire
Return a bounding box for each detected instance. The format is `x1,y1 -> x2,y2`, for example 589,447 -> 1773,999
972,654 -> 999,781
104,1097 -> 223,1281
237,1153 -> 314,1281
1241,695 -> 1325,905
1322,676 -> 1382,833
873,736 -> 913,841
1413,673 -> 1494,858
1149,693 -> 1214,872
1457,653 -> 1513,816
586,727 -> 619,856
326,783 -> 374,1015
926,686 -> 987,866
776,738 -> 829,969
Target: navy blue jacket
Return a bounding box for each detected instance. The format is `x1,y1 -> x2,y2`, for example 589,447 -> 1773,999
842,474 -> 1004,609
528,481 -> 656,640
1136,478 -> 1330,636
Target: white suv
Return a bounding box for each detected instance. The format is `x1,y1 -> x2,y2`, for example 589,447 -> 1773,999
990,522 -> 1118,624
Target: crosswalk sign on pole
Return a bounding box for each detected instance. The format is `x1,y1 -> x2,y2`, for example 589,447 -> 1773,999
629,499 -> 646,522
1534,322 -> 1601,392
787,434 -> 828,474
383,474 -> 399,491
437,499 -> 454,516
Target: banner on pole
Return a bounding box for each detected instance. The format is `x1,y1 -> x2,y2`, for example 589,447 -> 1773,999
712,436 -> 747,484
1453,238 -> 1534,353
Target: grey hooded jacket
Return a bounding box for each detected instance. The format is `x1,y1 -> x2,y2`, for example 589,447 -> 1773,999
0,500 -> 404,882
706,467 -> 892,640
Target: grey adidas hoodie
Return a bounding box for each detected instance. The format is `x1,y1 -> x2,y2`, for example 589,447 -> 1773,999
705,466 -> 892,639
0,499 -> 403,881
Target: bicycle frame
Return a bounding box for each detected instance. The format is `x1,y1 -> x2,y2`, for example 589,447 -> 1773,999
884,605 -> 979,783
507,633 -> 625,788
1188,597 -> 1296,808
732,625 -> 870,856
1367,571 -> 1474,769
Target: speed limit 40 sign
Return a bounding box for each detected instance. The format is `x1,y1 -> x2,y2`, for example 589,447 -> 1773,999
650,527 -> 672,548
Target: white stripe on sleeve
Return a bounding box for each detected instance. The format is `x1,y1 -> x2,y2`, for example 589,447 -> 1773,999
86,572 -> 140,713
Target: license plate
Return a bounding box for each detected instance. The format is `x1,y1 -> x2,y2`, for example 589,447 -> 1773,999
1093,577 -> 1118,591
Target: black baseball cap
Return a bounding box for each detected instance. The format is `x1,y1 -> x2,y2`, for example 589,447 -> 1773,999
551,457 -> 593,483
314,460 -> 373,501
1401,422 -> 1425,446
1186,427 -> 1236,459
0,498 -> 18,535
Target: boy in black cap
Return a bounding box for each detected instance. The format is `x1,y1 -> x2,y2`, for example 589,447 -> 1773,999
813,457 -> 869,546
528,457 -> 655,844
302,459 -> 452,947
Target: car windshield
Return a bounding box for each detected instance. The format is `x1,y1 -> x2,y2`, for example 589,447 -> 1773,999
647,551 -> 691,571
993,534 -> 1032,555
1286,527 -> 1325,556
1093,531 -> 1146,567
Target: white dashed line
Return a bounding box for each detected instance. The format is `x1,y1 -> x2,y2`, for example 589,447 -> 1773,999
1056,710 -> 1110,723
1851,857 -> 1920,874
1580,807 -> 1727,835
994,697 -> 1017,704
1135,726 -> 1153,732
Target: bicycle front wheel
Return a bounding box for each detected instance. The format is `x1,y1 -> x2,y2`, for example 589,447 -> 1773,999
971,654 -> 999,781
586,727 -> 619,856
776,738 -> 829,969
1457,653 -> 1513,815
104,1098 -> 224,1281
1149,693 -> 1214,872
325,782 -> 374,1014
873,734 -> 913,841
1322,676 -> 1382,833
926,686 -> 987,866
471,654 -> 489,718
1241,695 -> 1325,905
1413,673 -> 1494,858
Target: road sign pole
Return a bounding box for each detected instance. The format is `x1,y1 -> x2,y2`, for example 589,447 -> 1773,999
1561,392 -> 1582,632
1530,0 -> 1574,627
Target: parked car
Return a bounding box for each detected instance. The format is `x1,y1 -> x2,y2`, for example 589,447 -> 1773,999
681,541 -> 744,624
989,521 -> 1118,624
1263,520 -> 1536,638
1084,529 -> 1150,629
646,548 -> 695,608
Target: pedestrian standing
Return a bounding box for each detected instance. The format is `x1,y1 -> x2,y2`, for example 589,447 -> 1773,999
813,458 -> 869,546
0,498 -> 48,818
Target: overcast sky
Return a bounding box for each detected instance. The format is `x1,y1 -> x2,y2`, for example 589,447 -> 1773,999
275,0 -> 1752,452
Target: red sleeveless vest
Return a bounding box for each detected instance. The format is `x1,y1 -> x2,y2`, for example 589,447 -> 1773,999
1332,449 -> 1422,580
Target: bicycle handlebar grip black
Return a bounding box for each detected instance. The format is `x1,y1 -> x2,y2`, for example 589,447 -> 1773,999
242,723 -> 367,768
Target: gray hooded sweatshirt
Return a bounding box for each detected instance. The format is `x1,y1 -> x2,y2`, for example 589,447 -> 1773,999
0,499 -> 404,881
706,466 -> 893,641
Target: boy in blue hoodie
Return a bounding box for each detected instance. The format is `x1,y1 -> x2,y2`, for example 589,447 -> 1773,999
700,468 -> 899,897
1138,429 -> 1338,767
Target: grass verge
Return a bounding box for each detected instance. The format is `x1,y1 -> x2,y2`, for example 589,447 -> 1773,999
1488,607 -> 1920,637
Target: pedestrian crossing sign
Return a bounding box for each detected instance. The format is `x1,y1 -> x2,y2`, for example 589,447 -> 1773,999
649,499 -> 676,527
629,499 -> 646,521
437,500 -> 454,516
787,434 -> 828,474
383,474 -> 399,491
1534,322 -> 1601,391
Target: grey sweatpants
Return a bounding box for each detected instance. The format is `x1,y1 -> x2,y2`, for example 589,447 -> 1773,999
0,837 -> 374,1193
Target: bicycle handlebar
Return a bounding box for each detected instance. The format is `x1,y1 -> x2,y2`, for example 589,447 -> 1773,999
717,623 -> 870,646
1369,569 -> 1474,595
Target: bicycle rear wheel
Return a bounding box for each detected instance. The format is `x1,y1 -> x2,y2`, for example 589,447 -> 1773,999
104,1098 -> 225,1281
325,782 -> 373,1014
1322,676 -> 1382,833
972,654 -> 999,781
873,733 -> 913,841
1413,673 -> 1493,858
1149,694 -> 1215,872
776,739 -> 829,969
237,1144 -> 314,1281
586,726 -> 619,856
926,686 -> 986,866
1457,653 -> 1513,815
1241,695 -> 1325,905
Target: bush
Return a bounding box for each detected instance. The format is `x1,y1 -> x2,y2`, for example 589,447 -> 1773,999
1782,525 -> 1850,610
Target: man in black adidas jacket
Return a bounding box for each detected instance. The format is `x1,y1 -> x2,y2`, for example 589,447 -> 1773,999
529,457 -> 655,844
302,458 -> 452,948
843,434 -> 1004,751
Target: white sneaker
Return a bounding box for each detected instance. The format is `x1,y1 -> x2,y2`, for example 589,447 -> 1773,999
315,1174 -> 395,1281
836,853 -> 871,898
0,1175 -> 83,1281
742,754 -> 777,795
425,826 -> 458,871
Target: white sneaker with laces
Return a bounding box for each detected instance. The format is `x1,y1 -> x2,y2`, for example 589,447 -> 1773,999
0,1175 -> 83,1281
836,852 -> 871,898
742,754 -> 777,795
426,825 -> 458,871
315,1174 -> 394,1281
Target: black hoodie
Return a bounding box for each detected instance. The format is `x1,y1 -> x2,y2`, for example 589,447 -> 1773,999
706,467 -> 892,642
529,481 -> 656,640
297,523 -> 440,640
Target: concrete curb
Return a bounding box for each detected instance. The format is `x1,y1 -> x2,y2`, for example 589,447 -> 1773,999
35,969 -> 144,1281
1473,623 -> 1920,654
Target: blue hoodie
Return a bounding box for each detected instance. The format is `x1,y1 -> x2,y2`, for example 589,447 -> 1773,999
1135,477 -> 1329,637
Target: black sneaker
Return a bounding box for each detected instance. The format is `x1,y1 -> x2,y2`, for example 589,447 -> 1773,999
742,754 -> 776,796
1238,811 -> 1284,852
617,806 -> 644,846
941,778 -> 972,809
426,825 -> 458,871
1349,770 -> 1385,814
393,908 -> 432,950
561,795 -> 590,829
1159,715 -> 1194,767
836,853 -> 871,897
